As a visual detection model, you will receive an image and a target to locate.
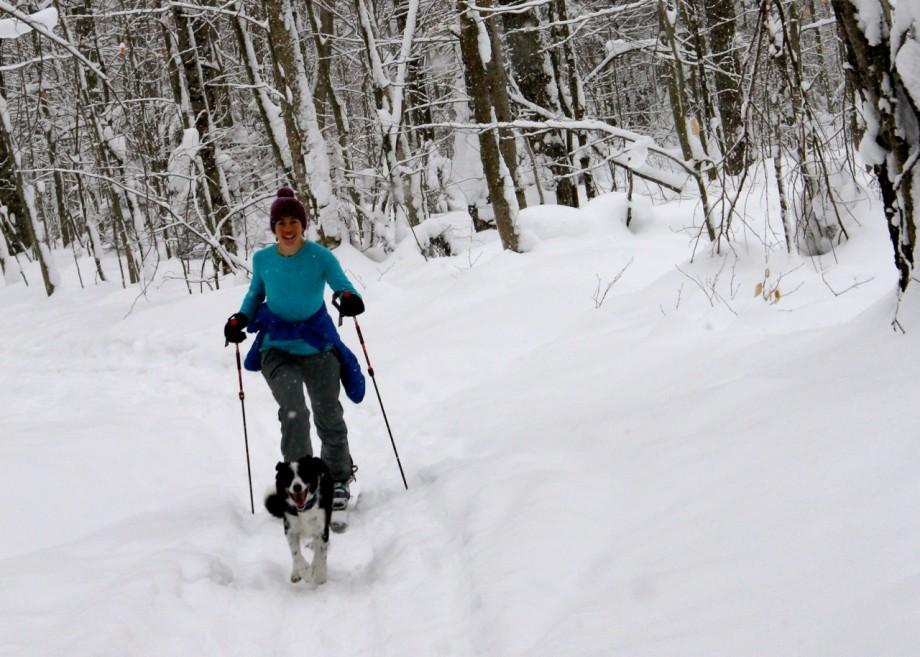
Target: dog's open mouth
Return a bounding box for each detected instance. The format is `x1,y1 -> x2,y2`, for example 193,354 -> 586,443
290,491 -> 309,508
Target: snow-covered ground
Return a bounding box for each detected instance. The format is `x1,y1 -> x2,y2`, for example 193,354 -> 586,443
2,187 -> 919,657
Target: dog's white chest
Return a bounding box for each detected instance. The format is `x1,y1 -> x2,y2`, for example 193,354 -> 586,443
288,507 -> 325,537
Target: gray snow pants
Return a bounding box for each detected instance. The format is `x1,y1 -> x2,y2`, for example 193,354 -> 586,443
261,348 -> 353,483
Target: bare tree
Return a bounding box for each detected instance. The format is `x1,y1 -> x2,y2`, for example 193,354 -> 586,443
264,0 -> 339,244
704,0 -> 746,174
500,0 -> 578,207
0,87 -> 56,295
172,4 -> 237,272
457,0 -> 520,252
831,0 -> 920,295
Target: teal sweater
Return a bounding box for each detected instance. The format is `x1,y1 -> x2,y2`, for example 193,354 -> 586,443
238,242 -> 358,356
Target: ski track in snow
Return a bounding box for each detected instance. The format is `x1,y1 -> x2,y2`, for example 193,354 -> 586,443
2,189 -> 920,656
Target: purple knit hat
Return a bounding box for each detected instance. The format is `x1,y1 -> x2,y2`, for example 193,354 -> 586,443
270,187 -> 307,231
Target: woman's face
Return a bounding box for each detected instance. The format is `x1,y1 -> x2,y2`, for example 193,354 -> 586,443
274,216 -> 305,251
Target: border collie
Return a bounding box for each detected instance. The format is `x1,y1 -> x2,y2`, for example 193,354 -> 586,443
265,457 -> 333,586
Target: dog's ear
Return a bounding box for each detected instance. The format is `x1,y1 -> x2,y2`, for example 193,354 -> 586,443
275,461 -> 285,472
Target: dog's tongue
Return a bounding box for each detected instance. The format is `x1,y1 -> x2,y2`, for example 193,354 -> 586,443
292,492 -> 307,508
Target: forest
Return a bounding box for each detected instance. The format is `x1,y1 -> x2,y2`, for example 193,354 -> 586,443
1,0 -> 918,304
4,4 -> 920,652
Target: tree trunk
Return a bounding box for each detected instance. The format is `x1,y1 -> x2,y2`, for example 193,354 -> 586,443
480,0 -> 526,210
831,0 -> 919,293
458,0 -> 520,252
233,3 -> 294,182
658,0 -> 716,242
173,5 -> 237,272
0,126 -> 29,252
705,0 -> 746,174
551,0 -> 596,201
500,0 -> 578,207
0,205 -> 23,283
354,0 -> 423,228
265,0 -> 339,245
61,0 -> 141,284
0,89 -> 56,295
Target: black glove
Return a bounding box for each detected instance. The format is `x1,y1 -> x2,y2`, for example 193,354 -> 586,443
224,312 -> 248,345
334,291 -> 365,317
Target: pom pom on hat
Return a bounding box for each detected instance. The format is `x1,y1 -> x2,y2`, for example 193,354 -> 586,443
270,187 -> 308,230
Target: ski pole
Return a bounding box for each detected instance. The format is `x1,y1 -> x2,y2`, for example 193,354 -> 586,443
353,316 -> 408,490
334,295 -> 408,489
233,341 -> 256,514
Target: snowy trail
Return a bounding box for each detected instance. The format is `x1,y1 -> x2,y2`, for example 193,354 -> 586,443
3,194 -> 920,656
0,295 -> 480,656
0,269 -> 496,656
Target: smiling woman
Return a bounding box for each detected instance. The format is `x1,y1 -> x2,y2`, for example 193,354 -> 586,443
223,186 -> 365,511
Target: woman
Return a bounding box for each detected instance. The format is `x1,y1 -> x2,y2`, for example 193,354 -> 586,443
224,188 -> 365,509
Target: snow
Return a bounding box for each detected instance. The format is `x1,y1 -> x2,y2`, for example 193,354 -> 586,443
892,1 -> 920,54
0,7 -> 58,40
236,14 -> 292,172
892,0 -> 920,111
412,210 -> 480,254
105,130 -> 127,164
471,4 -> 492,66
895,39 -> 920,109
766,9 -> 784,54
391,0 -> 419,129
2,175 -> 920,656
665,5 -> 677,27
356,0 -> 391,93
854,0 -> 886,47
167,128 -> 200,200
857,97 -> 887,166
624,135 -> 652,169
444,77 -> 486,207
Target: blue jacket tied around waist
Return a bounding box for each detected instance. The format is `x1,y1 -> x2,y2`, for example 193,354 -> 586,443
244,303 -> 366,404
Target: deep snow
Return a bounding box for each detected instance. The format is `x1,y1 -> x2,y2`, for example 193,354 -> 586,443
2,187 -> 919,657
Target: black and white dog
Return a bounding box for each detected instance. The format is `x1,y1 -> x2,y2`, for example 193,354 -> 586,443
265,457 -> 334,586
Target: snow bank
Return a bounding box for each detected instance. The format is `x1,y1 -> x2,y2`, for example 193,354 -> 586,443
516,192 -> 640,251
167,128 -> 200,199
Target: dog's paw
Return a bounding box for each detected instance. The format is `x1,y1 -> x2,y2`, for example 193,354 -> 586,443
295,562 -> 314,585
310,565 -> 327,586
